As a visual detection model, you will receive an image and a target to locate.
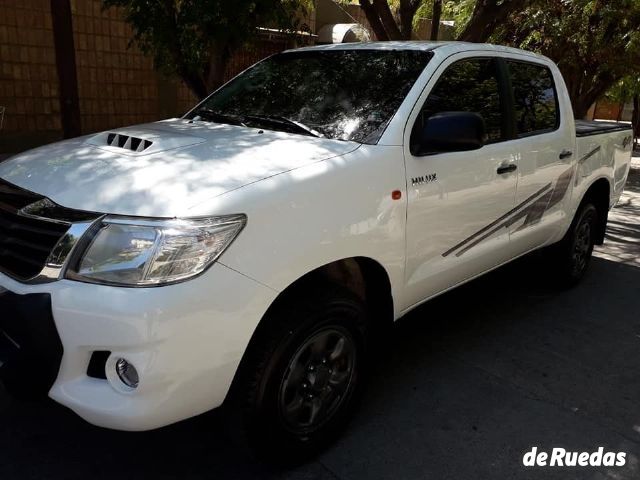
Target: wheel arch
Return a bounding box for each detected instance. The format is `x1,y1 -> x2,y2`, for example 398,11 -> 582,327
225,256 -> 395,404
257,256 -> 393,338
579,177 -> 610,245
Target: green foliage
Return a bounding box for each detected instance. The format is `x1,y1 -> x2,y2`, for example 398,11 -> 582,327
606,75 -> 640,103
390,0 -> 473,35
440,0 -> 474,36
106,0 -> 640,115
492,0 -> 640,117
103,0 -> 308,98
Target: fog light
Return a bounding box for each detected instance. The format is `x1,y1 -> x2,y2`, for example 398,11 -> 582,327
115,358 -> 139,389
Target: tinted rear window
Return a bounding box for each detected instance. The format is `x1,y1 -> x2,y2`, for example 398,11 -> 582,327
508,61 -> 559,136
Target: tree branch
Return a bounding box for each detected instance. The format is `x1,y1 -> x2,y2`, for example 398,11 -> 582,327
430,0 -> 442,40
459,0 -> 531,43
398,0 -> 420,40
359,0 -> 390,40
373,0 -> 403,40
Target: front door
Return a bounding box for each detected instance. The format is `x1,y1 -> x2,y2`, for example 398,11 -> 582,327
401,55 -> 519,310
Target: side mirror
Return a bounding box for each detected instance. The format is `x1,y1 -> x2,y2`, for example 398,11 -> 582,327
414,111 -> 486,155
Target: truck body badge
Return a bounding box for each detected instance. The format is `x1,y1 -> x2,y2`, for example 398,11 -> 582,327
411,173 -> 437,186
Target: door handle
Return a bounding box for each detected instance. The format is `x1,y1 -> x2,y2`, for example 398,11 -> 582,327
497,163 -> 517,175
559,150 -> 573,159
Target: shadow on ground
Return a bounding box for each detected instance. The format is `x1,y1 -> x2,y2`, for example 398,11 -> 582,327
595,156 -> 640,267
1,253 -> 639,480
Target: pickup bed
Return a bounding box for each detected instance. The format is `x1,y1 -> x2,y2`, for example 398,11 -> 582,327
0,42 -> 632,461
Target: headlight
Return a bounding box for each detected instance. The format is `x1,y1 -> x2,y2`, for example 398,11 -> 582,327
67,214 -> 246,286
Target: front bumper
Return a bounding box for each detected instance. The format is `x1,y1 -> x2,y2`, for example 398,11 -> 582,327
0,263 -> 278,431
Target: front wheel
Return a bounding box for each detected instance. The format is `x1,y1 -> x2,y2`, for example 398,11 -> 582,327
228,285 -> 368,463
547,203 -> 598,287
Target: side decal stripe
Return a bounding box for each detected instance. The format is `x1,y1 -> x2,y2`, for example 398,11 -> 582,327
442,182 -> 552,257
515,166 -> 574,233
443,165 -> 575,258
578,146 -> 601,165
455,185 -> 552,257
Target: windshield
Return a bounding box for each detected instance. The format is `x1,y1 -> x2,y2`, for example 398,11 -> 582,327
187,49 -> 432,143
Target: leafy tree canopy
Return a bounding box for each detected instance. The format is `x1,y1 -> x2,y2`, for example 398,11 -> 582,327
108,0 -> 640,119
606,76 -> 640,104
493,0 -> 640,118
103,0 -> 309,99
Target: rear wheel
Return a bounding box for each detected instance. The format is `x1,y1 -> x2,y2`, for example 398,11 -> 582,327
548,203 -> 598,287
228,285 -> 368,463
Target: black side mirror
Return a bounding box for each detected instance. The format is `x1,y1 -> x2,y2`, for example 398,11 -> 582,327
413,111 -> 486,155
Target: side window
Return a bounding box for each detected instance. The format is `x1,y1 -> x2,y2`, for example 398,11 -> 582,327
508,61 -> 559,137
412,57 -> 504,151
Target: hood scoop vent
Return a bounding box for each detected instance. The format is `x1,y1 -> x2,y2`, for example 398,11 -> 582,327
106,133 -> 153,153
86,124 -> 207,156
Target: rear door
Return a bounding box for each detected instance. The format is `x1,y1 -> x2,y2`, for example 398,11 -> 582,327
401,54 -> 518,310
503,58 -> 576,254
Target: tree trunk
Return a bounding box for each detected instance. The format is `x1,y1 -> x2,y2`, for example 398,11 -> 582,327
591,100 -> 598,121
569,82 -> 608,119
572,98 -> 595,121
359,0 -> 391,40
458,0 -> 497,42
633,94 -> 639,144
616,103 -> 624,122
177,42 -> 231,100
373,0 -> 403,40
399,0 -> 420,40
458,0 -> 530,43
205,42 -> 231,95
360,0 -> 408,40
179,67 -> 208,100
51,0 -> 81,137
561,67 -> 617,120
430,0 -> 442,41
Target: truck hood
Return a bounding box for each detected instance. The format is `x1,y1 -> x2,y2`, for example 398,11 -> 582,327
0,119 -> 359,217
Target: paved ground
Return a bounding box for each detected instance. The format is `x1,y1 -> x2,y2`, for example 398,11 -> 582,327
1,158 -> 640,479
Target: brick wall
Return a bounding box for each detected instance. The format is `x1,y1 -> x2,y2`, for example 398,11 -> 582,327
593,100 -> 623,122
0,0 -> 60,135
72,0 -> 161,133
0,0 -> 307,151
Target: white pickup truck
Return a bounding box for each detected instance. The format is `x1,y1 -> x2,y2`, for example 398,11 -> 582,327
0,42 -> 633,460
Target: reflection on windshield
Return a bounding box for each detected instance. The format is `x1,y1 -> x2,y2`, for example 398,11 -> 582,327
188,49 -> 432,144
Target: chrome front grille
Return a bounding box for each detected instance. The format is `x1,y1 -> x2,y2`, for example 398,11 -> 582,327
0,179 -> 99,282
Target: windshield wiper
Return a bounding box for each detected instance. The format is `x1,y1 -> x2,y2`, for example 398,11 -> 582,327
192,108 -> 247,127
244,114 -> 323,138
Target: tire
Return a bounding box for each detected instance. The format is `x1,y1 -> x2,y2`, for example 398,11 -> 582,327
227,284 -> 369,464
548,202 -> 598,287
